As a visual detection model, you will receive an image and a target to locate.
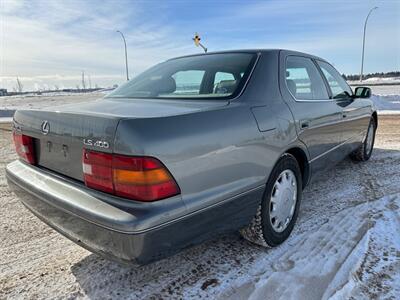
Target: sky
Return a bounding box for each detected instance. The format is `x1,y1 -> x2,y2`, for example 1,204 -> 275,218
0,0 -> 399,91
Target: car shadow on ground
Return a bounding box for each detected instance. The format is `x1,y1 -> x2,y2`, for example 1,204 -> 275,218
70,147 -> 400,299
70,233 -> 264,298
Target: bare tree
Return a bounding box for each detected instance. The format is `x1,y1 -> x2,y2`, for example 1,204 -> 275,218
16,77 -> 23,93
54,84 -> 59,91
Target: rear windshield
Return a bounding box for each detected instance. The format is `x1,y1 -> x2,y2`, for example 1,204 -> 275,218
107,53 -> 257,100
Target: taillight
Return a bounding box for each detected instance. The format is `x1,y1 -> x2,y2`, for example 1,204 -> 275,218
82,149 -> 180,202
82,151 -> 113,193
13,132 -> 36,165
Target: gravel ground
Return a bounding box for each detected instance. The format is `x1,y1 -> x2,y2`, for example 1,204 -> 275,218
1,116 -> 399,299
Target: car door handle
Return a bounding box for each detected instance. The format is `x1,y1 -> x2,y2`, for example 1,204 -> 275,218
301,121 -> 310,129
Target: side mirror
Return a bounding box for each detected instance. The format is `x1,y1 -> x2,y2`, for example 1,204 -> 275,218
354,87 -> 371,99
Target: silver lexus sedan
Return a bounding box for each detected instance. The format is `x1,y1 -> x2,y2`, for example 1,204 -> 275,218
6,49 -> 377,264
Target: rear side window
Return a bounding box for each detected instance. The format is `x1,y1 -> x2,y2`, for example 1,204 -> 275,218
285,56 -> 329,100
317,61 -> 353,99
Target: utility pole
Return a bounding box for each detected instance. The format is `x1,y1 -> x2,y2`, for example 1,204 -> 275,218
81,71 -> 86,90
360,7 -> 378,82
16,77 -> 23,93
117,30 -> 129,81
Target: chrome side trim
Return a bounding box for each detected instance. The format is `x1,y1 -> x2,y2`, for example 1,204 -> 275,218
291,98 -> 334,103
309,130 -> 367,163
343,107 -> 358,113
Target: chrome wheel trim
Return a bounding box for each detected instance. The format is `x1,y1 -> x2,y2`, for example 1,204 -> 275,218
366,122 -> 375,154
269,169 -> 297,233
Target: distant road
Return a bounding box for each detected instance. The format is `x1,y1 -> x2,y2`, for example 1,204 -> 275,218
0,110 -> 15,117
350,82 -> 400,87
0,92 -> 102,111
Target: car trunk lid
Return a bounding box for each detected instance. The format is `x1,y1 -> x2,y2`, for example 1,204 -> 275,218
13,97 -> 227,181
13,109 -> 119,181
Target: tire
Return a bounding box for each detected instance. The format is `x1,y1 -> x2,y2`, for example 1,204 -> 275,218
350,117 -> 376,162
240,153 -> 302,247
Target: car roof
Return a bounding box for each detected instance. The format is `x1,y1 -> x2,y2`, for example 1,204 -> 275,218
169,49 -> 327,62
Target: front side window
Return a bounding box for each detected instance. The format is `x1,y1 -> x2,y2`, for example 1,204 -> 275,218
213,72 -> 236,94
285,56 -> 329,100
317,60 -> 352,99
107,53 -> 257,100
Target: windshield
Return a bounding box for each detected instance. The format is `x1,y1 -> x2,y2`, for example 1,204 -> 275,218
107,53 -> 257,100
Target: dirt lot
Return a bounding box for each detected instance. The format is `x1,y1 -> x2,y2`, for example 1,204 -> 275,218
1,116 -> 399,299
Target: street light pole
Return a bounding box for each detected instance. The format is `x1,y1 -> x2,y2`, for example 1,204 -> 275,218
360,6 -> 378,82
117,30 -> 129,81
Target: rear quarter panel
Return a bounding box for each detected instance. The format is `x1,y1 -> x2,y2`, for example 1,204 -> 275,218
114,103 -> 273,212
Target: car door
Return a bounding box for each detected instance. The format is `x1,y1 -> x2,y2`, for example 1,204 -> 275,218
279,52 -> 344,175
316,60 -> 371,147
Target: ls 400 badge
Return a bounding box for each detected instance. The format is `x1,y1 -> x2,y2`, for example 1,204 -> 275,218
83,139 -> 110,149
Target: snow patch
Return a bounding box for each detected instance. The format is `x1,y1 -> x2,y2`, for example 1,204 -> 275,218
370,94 -> 400,113
223,195 -> 400,300
348,77 -> 400,85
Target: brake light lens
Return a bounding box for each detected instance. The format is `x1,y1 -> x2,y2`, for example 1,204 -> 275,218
82,149 -> 180,202
82,150 -> 113,193
13,132 -> 36,165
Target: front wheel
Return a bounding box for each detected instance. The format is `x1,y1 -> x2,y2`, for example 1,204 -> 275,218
240,153 -> 302,247
350,117 -> 376,162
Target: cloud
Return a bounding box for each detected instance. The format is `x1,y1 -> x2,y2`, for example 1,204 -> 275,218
0,0 -> 399,91
0,0 -> 195,90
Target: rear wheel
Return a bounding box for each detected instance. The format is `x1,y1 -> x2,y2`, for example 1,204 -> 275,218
240,154 -> 302,247
350,117 -> 376,162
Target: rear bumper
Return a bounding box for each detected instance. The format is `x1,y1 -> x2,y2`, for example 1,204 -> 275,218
6,160 -> 263,264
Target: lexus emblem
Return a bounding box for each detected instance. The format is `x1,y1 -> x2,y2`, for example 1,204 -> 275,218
41,120 -> 50,135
